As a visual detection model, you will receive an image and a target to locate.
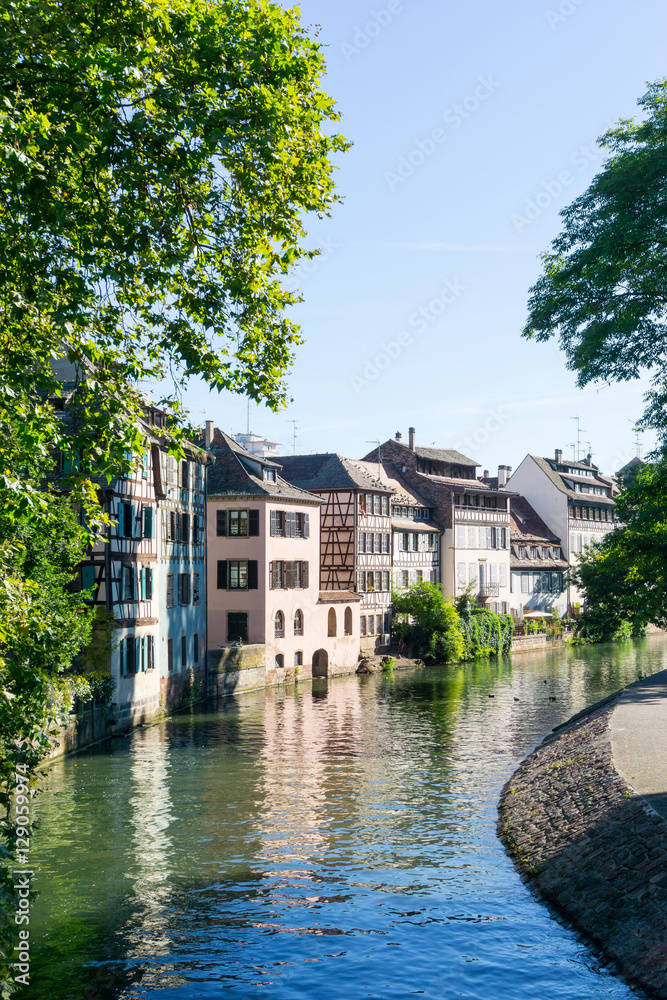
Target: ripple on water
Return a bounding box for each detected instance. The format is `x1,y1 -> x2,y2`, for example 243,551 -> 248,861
25,637 -> 663,999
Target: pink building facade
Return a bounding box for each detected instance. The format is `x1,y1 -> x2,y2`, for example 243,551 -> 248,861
207,430 -> 360,682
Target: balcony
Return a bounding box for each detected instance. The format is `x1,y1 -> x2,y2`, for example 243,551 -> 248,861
478,584 -> 499,599
455,507 -> 510,523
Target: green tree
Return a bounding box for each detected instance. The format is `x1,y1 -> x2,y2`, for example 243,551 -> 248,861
0,0 -> 348,518
575,462 -> 667,635
522,79 -> 667,443
392,582 -> 465,663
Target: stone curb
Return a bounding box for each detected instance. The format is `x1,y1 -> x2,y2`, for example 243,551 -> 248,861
498,695 -> 667,998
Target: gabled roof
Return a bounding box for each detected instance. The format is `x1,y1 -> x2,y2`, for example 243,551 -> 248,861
510,495 -> 560,544
207,430 -> 322,502
529,455 -> 615,505
413,444 -> 477,466
278,454 -> 393,493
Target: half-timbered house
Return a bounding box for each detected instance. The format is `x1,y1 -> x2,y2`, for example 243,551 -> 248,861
206,430 -> 360,679
278,454 -> 394,652
73,405 -> 207,727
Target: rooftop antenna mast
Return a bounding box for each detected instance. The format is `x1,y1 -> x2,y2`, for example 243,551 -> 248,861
366,440 -> 382,482
288,420 -> 298,456
570,416 -> 586,462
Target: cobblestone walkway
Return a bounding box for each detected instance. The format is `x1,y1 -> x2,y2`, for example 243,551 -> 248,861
498,697 -> 667,998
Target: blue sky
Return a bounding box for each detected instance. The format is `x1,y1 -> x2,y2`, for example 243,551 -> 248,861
178,0 -> 667,476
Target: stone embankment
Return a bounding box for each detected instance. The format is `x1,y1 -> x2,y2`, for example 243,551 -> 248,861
499,685 -> 667,998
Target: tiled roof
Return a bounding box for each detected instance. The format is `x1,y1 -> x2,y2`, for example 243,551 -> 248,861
413,445 -> 477,465
317,590 -> 362,604
510,495 -> 561,544
207,430 -> 323,502
391,519 -> 441,533
278,454 -> 393,493
530,455 -> 615,505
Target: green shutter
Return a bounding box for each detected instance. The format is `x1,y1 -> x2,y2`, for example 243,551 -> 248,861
81,566 -> 95,597
143,506 -> 154,539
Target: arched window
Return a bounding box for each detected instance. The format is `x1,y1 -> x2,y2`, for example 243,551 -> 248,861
328,607 -> 337,637
344,606 -> 353,636
274,610 -> 284,638
294,609 -> 304,636
275,653 -> 284,669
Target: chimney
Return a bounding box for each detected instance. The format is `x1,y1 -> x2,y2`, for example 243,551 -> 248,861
497,464 -> 507,488
408,427 -> 416,451
395,431 -> 402,441
483,469 -> 489,479
506,466 -> 512,480
585,453 -> 592,466
205,420 -> 214,449
555,448 -> 563,464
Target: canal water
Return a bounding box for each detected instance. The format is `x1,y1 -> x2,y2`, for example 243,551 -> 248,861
26,637 -> 667,1000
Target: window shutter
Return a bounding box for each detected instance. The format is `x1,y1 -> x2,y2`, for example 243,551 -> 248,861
304,513 -> 310,538
81,566 -> 95,596
120,638 -> 126,676
216,510 -> 227,536
184,574 -> 191,605
302,561 -> 309,588
248,561 -> 258,590
151,444 -> 166,499
129,504 -> 135,538
140,568 -> 146,600
217,560 -> 227,590
270,510 -> 277,536
269,561 -> 274,589
284,561 -> 293,590
143,506 -> 154,540
128,637 -> 137,674
249,509 -> 260,536
147,568 -> 153,600
167,573 -> 174,607
181,513 -> 189,542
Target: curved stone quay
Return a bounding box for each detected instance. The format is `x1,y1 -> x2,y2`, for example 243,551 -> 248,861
499,668 -> 667,999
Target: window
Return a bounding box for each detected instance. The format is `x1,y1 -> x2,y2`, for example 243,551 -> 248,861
530,546 -> 538,558
328,608 -> 337,637
360,615 -> 367,636
167,637 -> 174,672
381,496 -> 389,515
218,560 -> 258,590
181,635 -> 187,669
142,452 -> 148,479
193,633 -> 199,664
416,570 -> 423,583
294,609 -> 304,636
229,509 -> 249,536
216,510 -> 227,536
468,563 -> 476,584
180,460 -> 190,490
456,525 -> 465,548
521,573 -> 529,593
542,547 -> 549,558
193,571 -> 200,605
499,564 -> 507,587
374,496 -> 382,515
374,571 -> 382,592
122,565 -> 134,601
227,612 -> 248,644
467,527 -> 475,548
143,506 -> 154,539
263,467 -> 276,482
457,563 -> 466,586
180,512 -> 190,543
270,510 -> 285,536
275,653 -> 284,669
119,501 -> 133,538
401,570 -> 409,588
359,532 -> 366,554
376,614 -> 383,635
519,547 -> 526,559
489,563 -> 497,584
229,561 -> 248,590
140,567 -> 153,600
374,532 -> 381,554
146,634 -> 154,671
178,573 -> 191,605
367,616 -> 375,636
295,651 -> 303,666
411,534 -> 418,551
382,571 -> 390,592
166,573 -> 175,607
344,606 -> 353,635
81,565 -> 96,598
399,532 -> 408,552
270,560 -> 308,590
274,611 -> 285,638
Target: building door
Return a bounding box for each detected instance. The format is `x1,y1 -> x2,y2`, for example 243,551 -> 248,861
227,612 -> 248,644
312,648 -> 329,678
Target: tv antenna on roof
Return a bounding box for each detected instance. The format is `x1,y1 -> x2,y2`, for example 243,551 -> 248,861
366,440 -> 383,482
570,416 -> 586,462
287,419 -> 298,455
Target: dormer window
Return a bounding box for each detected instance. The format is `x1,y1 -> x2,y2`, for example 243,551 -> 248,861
263,467 -> 276,482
